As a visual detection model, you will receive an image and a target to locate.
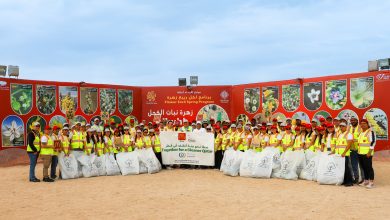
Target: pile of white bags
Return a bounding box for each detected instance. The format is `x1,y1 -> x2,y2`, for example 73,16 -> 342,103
299,152 -> 320,181
78,154 -> 99,178
317,153 -> 345,185
116,152 -> 140,175
222,148 -> 243,176
279,150 -> 299,180
252,149 -> 274,178
239,150 -> 256,177
135,148 -> 162,174
294,150 -> 306,175
58,152 -> 79,180
105,153 -> 121,176
93,155 -> 107,176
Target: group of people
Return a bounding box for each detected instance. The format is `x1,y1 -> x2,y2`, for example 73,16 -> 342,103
26,115 -> 376,188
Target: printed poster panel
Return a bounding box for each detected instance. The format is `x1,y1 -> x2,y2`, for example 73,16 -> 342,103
282,84 -> 300,112
262,86 -> 279,116
337,109 -> 359,122
244,88 -> 260,114
325,80 -> 347,110
118,89 -> 133,116
100,88 -> 116,115
49,115 -> 67,129
2,115 -> 24,147
363,108 -> 388,140
36,85 -> 56,115
236,114 -> 249,124
10,84 -> 33,115
304,82 -> 323,111
292,111 -> 310,124
271,112 -> 286,122
160,131 -> 214,166
313,111 -> 331,122
26,115 -> 47,134
196,104 -> 229,123
350,77 -> 374,109
109,115 -> 122,125
59,86 -> 78,119
80,87 -> 98,115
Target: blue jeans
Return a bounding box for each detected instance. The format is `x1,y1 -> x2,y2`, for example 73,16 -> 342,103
50,155 -> 58,178
27,152 -> 38,180
350,150 -> 360,181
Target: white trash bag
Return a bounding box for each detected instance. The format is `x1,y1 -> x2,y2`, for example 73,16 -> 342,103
220,147 -> 233,172
294,150 -> 306,175
262,147 -> 281,178
223,149 -> 243,177
58,152 -> 79,180
299,153 -> 320,181
252,150 -> 273,178
280,150 -> 298,180
78,154 -> 99,178
105,153 -> 121,176
317,153 -> 345,185
116,152 -> 140,175
239,150 -> 256,177
143,148 -> 162,174
93,155 -> 107,176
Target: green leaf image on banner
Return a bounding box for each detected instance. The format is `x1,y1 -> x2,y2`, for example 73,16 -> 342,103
118,89 -> 133,115
244,88 -> 260,114
282,84 -> 300,112
350,77 -> 374,109
80,87 -> 98,115
26,115 -> 47,134
36,85 -> 56,115
100,88 -> 116,115
10,84 -> 33,115
262,86 -> 279,117
325,80 -> 347,110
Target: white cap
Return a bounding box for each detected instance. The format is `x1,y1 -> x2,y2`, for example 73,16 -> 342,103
230,124 -> 237,128
196,121 -> 201,124
62,127 -> 69,130
206,125 -> 212,129
86,123 -> 91,127
266,123 -> 272,126
244,126 -> 251,130
87,128 -> 94,132
339,122 -> 347,126
96,128 -> 101,133
139,123 -> 144,126
183,118 -> 188,123
191,123 -> 196,126
136,129 -> 142,133
237,124 -> 243,129
94,118 -> 100,121
32,122 -> 40,126
71,125 -> 75,129
104,128 -> 110,132
280,123 -> 286,127
75,121 -> 81,125
124,126 -> 129,130
334,117 -> 341,120
149,129 -> 155,133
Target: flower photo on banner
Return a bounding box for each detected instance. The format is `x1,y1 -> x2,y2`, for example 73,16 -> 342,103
49,115 -> 67,129
363,108 -> 388,140
118,89 -> 133,116
325,80 -> 347,110
109,115 -> 123,125
80,87 -> 98,115
337,109 -> 358,122
10,84 -> 33,115
304,82 -> 323,111
59,86 -> 78,120
262,86 -> 279,117
70,115 -> 87,125
100,88 -> 116,115
313,111 -> 331,122
36,85 -> 56,115
26,115 -> 46,134
236,114 -> 249,124
2,115 -> 25,147
282,84 -> 300,112
197,104 -> 229,122
244,88 -> 260,114
350,76 -> 374,109
292,111 -> 310,124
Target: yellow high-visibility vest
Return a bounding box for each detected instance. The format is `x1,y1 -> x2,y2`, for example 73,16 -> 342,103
282,133 -> 294,151
40,135 -> 54,156
251,134 -> 261,152
349,126 -> 361,151
123,134 -> 133,152
358,129 -> 373,155
27,133 -> 41,152
61,135 -> 70,155
154,135 -> 161,153
335,131 -> 350,156
71,132 -> 84,150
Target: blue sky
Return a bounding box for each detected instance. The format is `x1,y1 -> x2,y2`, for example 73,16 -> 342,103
0,0 -> 389,86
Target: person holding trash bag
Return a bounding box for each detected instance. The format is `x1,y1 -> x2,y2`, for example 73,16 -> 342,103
85,128 -> 96,156
40,126 -> 55,182
282,126 -> 294,152
135,130 -> 146,149
104,128 -> 113,154
95,129 -> 105,156
151,129 -> 164,168
326,124 -> 337,153
293,127 -> 305,151
143,128 -> 152,148
305,124 -> 317,152
242,126 -> 253,151
234,124 -> 245,151
50,126 -> 61,179
70,122 -> 85,155
269,125 -> 282,152
123,127 -> 134,152
358,119 -> 376,189
332,122 -> 354,187
251,126 -> 261,152
260,126 -> 269,150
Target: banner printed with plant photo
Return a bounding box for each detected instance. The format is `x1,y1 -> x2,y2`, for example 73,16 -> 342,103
313,111 -> 331,122
2,115 -> 25,147
337,109 -> 358,122
59,86 -> 78,120
70,115 -> 87,125
197,104 -> 229,122
49,115 -> 67,129
292,111 -> 310,124
236,114 -> 249,124
350,76 -> 374,109
304,82 -> 323,111
325,80 -> 347,110
100,88 -> 116,115
10,84 -> 33,115
244,88 -> 260,114
80,87 -> 98,115
109,115 -> 123,125
282,84 -> 300,112
118,89 -> 133,115
363,108 -> 388,140
36,85 -> 56,115
26,115 -> 47,134
262,86 -> 279,117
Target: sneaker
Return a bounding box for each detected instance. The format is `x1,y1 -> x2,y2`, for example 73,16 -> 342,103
359,182 -> 368,187
344,183 -> 354,187
366,183 -> 374,189
166,166 -> 173,170
43,177 -> 55,182
30,178 -> 40,182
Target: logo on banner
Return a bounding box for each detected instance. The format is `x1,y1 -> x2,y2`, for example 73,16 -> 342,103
0,81 -> 9,90
146,91 -> 157,104
220,90 -> 229,103
178,133 -> 186,141
376,73 -> 390,82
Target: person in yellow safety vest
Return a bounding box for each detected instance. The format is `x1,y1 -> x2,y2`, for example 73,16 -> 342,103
357,119 -> 376,189
259,126 -> 270,150
348,116 -> 362,184
60,127 -> 70,156
134,130 -> 145,149
70,122 -> 85,154
81,122 -> 87,138
40,126 -> 55,182
234,124 -> 245,151
123,127 -> 134,152
293,127 -> 305,151
163,120 -> 175,131
95,129 -> 105,156
180,119 -> 193,132
304,124 -> 317,152
143,128 -> 152,148
241,126 -> 253,151
269,125 -> 282,153
229,124 -> 237,148
85,128 -> 95,156
221,125 -> 231,151
112,129 -> 122,156
282,126 -> 294,151
50,126 -> 61,179
331,122 -> 354,186
251,126 -> 261,152
315,126 -> 326,152
333,117 -> 341,136
279,123 -> 286,136
103,128 -> 113,154
26,122 -> 41,182
325,124 -> 337,153
150,129 -> 163,167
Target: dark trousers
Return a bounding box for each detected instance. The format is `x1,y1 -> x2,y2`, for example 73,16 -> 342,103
155,152 -> 165,169
358,154 -> 374,180
343,156 -> 353,185
215,150 -> 223,169
27,152 -> 38,181
350,150 -> 361,181
50,155 -> 58,178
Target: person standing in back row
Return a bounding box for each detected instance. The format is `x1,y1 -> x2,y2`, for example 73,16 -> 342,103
26,122 -> 41,182
357,119 -> 376,189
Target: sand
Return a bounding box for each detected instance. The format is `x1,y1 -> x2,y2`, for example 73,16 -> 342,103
0,162 -> 390,220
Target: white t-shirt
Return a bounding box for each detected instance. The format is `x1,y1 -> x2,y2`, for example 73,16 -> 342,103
276,134 -> 282,141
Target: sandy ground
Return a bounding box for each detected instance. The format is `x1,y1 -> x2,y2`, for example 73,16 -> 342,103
0,162 -> 390,220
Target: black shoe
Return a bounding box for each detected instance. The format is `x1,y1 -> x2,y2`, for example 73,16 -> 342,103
50,175 -> 57,179
344,183 -> 353,187
30,178 -> 40,182
43,177 -> 55,182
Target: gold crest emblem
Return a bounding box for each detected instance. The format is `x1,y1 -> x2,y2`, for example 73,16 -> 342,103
147,91 -> 156,102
